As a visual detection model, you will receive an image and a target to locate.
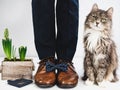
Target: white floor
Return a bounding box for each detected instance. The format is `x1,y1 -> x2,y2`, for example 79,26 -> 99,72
0,57 -> 120,90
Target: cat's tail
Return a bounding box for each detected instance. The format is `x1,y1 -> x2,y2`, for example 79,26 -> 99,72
111,69 -> 119,82
82,71 -> 88,81
110,42 -> 119,82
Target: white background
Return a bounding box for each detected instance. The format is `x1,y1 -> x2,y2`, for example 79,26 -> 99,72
0,0 -> 120,58
0,0 -> 120,90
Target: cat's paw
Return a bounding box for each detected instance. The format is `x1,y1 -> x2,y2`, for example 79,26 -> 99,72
85,79 -> 94,86
98,80 -> 110,88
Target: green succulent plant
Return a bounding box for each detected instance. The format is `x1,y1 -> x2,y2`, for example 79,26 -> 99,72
2,28 -> 12,60
2,28 -> 28,61
19,46 -> 27,61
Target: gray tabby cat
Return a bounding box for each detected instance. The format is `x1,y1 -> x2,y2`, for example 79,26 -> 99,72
82,4 -> 118,86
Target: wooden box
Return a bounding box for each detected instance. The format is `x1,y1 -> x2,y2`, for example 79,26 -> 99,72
0,60 -> 34,80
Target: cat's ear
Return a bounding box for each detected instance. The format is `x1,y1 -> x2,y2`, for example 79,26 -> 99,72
107,7 -> 113,19
92,3 -> 98,12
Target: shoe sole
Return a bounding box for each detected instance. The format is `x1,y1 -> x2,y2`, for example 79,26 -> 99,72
57,82 -> 77,88
35,81 -> 55,88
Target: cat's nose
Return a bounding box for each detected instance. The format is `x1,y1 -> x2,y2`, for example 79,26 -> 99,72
96,22 -> 99,26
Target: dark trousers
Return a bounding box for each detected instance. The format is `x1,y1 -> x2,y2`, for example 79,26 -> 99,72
32,0 -> 79,61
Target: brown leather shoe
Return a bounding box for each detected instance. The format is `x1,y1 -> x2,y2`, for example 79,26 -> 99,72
57,59 -> 79,88
34,57 -> 56,88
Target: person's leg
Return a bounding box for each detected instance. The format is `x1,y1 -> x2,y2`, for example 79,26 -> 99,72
56,0 -> 79,61
32,0 -> 56,59
32,0 -> 56,88
56,0 -> 79,88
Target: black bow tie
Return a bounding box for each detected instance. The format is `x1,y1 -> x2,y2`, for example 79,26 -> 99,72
46,61 -> 68,72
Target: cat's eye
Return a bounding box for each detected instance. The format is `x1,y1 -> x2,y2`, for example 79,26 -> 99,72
92,15 -> 95,17
101,18 -> 107,22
